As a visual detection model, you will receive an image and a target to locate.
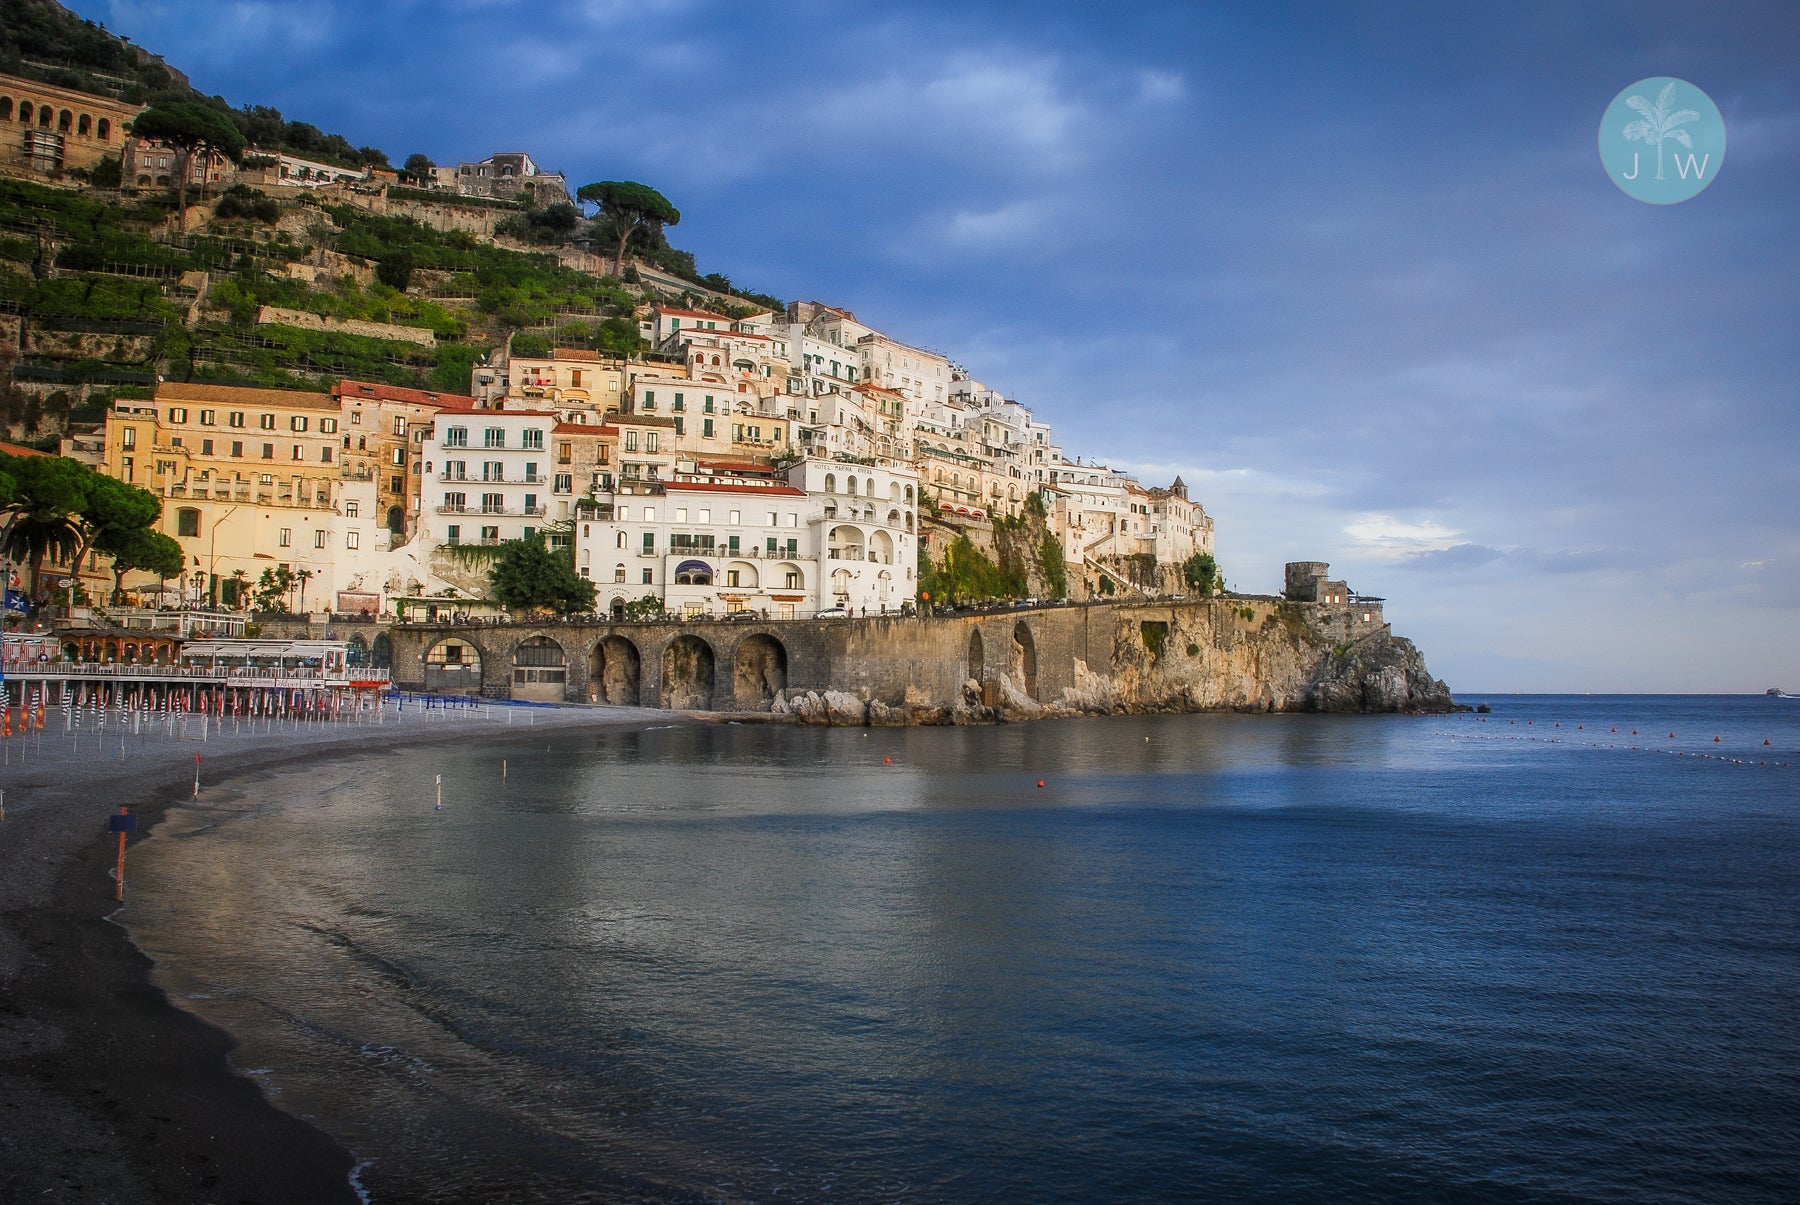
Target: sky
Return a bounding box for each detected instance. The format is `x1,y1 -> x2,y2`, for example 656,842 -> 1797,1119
77,0 -> 1800,692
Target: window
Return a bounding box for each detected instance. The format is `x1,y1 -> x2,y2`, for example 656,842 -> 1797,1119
292,444 -> 305,460
522,429 -> 544,450
483,460 -> 504,482
260,414 -> 276,430
321,446 -> 333,463
641,390 -> 655,410
200,439 -> 213,455
726,570 -> 740,587
346,531 -> 360,549
443,492 -> 466,511
702,418 -> 713,438
230,440 -> 243,457
672,394 -> 684,412
646,433 -> 658,454
673,417 -> 683,436
554,473 -> 572,493
229,411 -> 245,428
314,529 -> 328,548
523,493 -> 537,514
444,426 -> 468,447
570,369 -> 582,387
484,427 -> 505,448
785,570 -> 801,589
279,528 -> 292,547
446,525 -> 460,544
262,443 -> 275,460
122,427 -> 136,450
481,525 -> 500,543
614,566 -> 626,582
290,416 -> 308,432
199,409 -> 215,425
176,508 -> 200,537
350,410 -> 362,425
558,442 -> 572,464
524,462 -> 539,483
261,474 -> 275,485
394,417 -> 407,437
481,493 -> 504,514
321,418 -> 337,433
643,568 -> 653,584
168,407 -> 187,422
345,501 -> 359,518
642,532 -> 654,554
392,447 -> 407,466
704,395 -> 715,414
624,431 -> 639,452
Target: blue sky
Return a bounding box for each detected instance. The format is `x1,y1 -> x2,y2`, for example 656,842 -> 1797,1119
86,1 -> 1800,692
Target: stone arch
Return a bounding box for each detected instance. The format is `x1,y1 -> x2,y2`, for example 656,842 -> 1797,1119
733,633 -> 787,708
968,629 -> 984,683
346,634 -> 369,666
38,106 -> 51,127
97,117 -> 110,140
58,109 -> 72,132
589,634 -> 640,705
846,475 -> 859,496
371,632 -> 392,668
661,634 -> 715,710
511,634 -> 568,702
724,559 -> 759,589
386,505 -> 405,535
1011,621 -> 1037,699
18,101 -> 32,124
870,529 -> 895,564
824,472 -> 836,494
0,98 -> 13,122
424,636 -> 482,694
78,113 -> 90,135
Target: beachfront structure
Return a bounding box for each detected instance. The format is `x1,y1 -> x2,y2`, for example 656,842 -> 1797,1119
574,457 -> 920,618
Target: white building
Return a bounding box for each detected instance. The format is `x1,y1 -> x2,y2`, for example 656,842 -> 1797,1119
573,456 -> 921,619
420,408 -> 559,546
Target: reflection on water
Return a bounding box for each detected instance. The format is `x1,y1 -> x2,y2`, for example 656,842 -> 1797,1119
130,700 -> 1800,1203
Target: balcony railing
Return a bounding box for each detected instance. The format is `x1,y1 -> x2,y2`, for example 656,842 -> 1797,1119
436,504 -> 548,517
438,472 -> 544,485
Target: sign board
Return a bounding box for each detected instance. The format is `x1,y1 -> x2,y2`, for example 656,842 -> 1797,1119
107,814 -> 137,834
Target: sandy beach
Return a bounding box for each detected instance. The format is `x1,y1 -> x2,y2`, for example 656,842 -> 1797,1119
0,698 -> 688,1204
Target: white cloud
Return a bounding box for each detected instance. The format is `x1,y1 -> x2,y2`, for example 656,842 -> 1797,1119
1135,69 -> 1186,104
1343,513 -> 1462,556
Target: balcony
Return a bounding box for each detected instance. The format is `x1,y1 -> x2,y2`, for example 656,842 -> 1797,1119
436,503 -> 547,517
438,471 -> 544,485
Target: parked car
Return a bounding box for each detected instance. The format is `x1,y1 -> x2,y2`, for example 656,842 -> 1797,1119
815,605 -> 849,619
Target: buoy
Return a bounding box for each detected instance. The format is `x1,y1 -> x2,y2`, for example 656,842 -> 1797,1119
1037,779 -> 1045,788
1611,727 -> 1617,733
1765,739 -> 1772,746
1714,736 -> 1722,743
1669,733 -> 1676,739
884,756 -> 892,764
1632,729 -> 1638,735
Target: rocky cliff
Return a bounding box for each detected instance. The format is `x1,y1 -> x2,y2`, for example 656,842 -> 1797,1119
768,597 -> 1457,725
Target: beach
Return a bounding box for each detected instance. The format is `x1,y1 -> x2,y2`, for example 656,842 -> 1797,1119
0,699 -> 685,1204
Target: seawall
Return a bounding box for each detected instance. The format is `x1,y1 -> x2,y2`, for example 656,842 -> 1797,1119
387,596 -> 1455,722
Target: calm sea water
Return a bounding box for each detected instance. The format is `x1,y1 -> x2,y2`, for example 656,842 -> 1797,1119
129,696 -> 1800,1204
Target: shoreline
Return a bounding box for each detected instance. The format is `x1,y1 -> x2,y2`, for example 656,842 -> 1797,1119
0,702 -> 692,1204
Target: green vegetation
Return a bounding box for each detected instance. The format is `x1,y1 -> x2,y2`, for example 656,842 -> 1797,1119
0,0 -> 184,99
920,534 -> 1026,604
1181,551 -> 1220,595
1140,621 -> 1169,659
0,449 -> 179,600
130,101 -> 249,223
488,535 -> 597,615
578,181 -> 681,278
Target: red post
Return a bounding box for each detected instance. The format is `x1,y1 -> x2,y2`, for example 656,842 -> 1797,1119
115,806 -> 128,901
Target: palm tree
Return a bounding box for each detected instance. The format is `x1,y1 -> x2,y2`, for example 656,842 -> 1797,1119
230,568 -> 249,610
295,567 -> 315,614
1622,81 -> 1700,181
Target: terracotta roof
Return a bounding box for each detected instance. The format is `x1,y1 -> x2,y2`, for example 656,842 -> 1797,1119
663,480 -> 806,497
697,458 -> 777,473
158,381 -> 339,410
334,379 -> 479,410
550,346 -> 604,362
552,422 -> 616,436
0,441 -> 50,458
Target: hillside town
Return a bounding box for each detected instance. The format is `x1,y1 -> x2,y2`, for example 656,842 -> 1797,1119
0,81 -> 1215,624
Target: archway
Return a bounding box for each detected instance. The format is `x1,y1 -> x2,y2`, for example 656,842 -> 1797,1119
661,635 -> 715,710
968,629 -> 984,684
610,595 -> 627,621
371,632 -> 393,668
1011,621 -> 1037,699
589,635 -> 640,705
733,633 -> 787,708
424,637 -> 482,694
346,634 -> 368,667
511,634 -> 567,703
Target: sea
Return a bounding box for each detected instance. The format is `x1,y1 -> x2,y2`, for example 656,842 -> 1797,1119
126,695 -> 1800,1204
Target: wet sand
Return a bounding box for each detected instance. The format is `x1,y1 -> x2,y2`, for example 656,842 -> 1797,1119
0,700 -> 688,1203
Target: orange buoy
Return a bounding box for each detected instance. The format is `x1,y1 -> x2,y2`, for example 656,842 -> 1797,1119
1765,739 -> 1772,746
1669,733 -> 1676,739
1714,736 -> 1722,743
1037,779 -> 1045,788
885,756 -> 892,764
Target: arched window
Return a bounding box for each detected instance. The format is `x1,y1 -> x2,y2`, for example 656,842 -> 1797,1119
846,476 -> 858,496
39,106 -> 52,127
58,109 -> 72,132
905,485 -> 914,502
18,101 -> 33,124
77,113 -> 90,135
674,559 -> 712,586
97,117 -> 110,140
175,507 -> 201,537
824,473 -> 836,494
0,99 -> 12,122
614,565 -> 626,582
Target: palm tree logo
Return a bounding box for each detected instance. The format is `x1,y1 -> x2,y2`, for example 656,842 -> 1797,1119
1621,81 -> 1699,181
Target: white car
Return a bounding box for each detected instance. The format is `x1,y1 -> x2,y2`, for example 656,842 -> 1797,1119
815,605 -> 849,618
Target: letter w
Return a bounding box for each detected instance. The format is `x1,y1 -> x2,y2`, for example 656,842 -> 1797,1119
1673,153 -> 1712,181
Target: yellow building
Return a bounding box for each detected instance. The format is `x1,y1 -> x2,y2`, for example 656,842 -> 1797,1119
0,73 -> 141,175
104,383 -> 347,608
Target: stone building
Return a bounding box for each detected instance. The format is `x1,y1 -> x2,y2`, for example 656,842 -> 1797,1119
0,73 -> 139,175
451,151 -> 570,205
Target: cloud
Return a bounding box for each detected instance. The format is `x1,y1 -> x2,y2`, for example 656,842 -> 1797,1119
1135,69 -> 1186,104
1343,514 -> 1462,556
